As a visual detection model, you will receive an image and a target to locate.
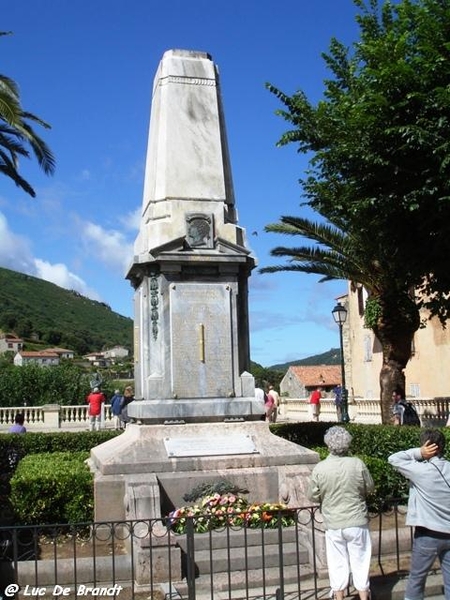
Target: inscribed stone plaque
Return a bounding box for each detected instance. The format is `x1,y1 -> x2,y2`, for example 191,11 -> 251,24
164,435 -> 258,457
170,283 -> 233,398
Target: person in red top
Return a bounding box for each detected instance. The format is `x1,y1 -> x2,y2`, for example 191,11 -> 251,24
309,386 -> 322,422
86,387 -> 106,431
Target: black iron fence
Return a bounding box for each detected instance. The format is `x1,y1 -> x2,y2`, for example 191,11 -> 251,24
0,503 -> 415,600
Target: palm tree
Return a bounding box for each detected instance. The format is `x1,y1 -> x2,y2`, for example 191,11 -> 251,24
0,36 -> 55,197
260,215 -> 420,424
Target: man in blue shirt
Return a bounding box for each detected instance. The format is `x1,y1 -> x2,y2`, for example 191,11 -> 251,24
389,429 -> 450,600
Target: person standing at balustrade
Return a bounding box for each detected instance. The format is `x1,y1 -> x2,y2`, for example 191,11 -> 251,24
86,387 -> 106,431
110,389 -> 124,430
267,384 -> 280,423
9,413 -> 26,434
120,386 -> 135,428
309,386 -> 322,422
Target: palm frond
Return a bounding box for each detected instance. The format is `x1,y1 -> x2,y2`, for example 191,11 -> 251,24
16,119 -> 55,175
0,150 -> 36,196
261,214 -> 382,291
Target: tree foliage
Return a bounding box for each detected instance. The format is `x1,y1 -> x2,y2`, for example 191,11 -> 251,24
0,32 -> 55,196
0,362 -> 92,407
250,361 -> 283,389
262,0 -> 450,421
0,267 -> 132,355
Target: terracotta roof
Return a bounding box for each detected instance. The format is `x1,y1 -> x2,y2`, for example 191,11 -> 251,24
19,351 -> 59,358
288,365 -> 341,387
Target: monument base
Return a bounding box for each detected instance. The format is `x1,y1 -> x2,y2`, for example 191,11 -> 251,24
89,421 -> 319,588
89,421 -> 319,523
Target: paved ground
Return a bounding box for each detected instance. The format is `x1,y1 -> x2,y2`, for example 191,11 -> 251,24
370,572 -> 444,600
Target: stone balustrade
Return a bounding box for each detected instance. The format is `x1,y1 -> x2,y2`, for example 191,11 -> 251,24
279,396 -> 450,427
0,404 -> 115,431
0,398 -> 448,432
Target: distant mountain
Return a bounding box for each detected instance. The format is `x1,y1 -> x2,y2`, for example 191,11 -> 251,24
269,348 -> 341,372
0,267 -> 132,355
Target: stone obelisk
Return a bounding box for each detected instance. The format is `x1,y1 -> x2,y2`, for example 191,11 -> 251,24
90,51 -> 317,533
126,49 -> 262,423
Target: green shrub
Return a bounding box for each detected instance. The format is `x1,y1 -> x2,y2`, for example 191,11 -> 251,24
271,421 -> 450,460
0,429 -> 121,463
292,422 -> 450,513
10,451 -> 93,524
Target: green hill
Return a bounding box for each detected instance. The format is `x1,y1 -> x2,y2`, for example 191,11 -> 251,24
269,348 -> 341,371
0,267 -> 132,355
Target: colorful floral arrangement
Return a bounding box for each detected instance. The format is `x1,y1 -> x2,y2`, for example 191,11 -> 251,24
167,492 -> 296,534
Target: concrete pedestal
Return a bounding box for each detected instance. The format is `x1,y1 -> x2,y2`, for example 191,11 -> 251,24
90,421 -> 318,523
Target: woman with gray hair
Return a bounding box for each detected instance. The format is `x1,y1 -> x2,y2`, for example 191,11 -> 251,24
308,426 -> 374,600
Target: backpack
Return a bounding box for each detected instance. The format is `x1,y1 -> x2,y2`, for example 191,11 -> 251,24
400,401 -> 421,426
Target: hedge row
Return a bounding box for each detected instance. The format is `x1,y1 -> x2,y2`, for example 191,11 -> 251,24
0,430 -> 121,526
273,421 -> 450,511
4,423 -> 449,525
0,429 -> 121,475
10,452 -> 93,524
270,421 -> 450,460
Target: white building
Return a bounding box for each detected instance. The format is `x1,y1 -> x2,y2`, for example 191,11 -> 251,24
44,347 -> 75,360
14,351 -> 60,367
103,346 -> 129,361
0,334 -> 23,354
345,284 -> 450,399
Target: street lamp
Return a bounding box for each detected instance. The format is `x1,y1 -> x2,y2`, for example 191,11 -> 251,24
332,302 -> 349,423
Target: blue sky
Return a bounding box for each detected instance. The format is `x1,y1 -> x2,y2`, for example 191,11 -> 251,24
2,0 -> 361,367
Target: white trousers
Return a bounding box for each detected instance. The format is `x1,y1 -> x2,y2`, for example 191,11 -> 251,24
325,525 -> 371,592
309,404 -> 320,421
89,415 -> 101,431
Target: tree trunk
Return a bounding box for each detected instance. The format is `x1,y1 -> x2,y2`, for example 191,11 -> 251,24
371,292 -> 421,424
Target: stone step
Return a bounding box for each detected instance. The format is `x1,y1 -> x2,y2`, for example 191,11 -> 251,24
184,541 -> 309,575
174,525 -> 301,552
174,564 -> 323,599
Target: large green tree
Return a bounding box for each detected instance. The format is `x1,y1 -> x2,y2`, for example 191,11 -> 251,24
261,0 -> 450,423
0,32 -> 55,197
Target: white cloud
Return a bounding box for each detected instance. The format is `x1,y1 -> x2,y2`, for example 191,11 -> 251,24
0,212 -> 36,274
34,259 -> 101,300
119,206 -> 141,231
82,221 -> 134,273
0,211 -> 102,302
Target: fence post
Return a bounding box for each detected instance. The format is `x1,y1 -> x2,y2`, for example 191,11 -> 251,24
42,404 -> 61,428
185,518 -> 196,600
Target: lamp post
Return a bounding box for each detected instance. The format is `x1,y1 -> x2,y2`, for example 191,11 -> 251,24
332,302 -> 349,423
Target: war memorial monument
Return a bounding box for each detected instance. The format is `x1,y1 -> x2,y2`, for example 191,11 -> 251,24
89,49 -> 319,583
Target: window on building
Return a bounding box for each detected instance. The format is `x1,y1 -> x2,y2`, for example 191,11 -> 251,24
410,383 -> 420,398
363,335 -> 372,362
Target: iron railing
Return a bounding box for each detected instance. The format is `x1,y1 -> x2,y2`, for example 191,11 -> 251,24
0,502 -> 418,600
